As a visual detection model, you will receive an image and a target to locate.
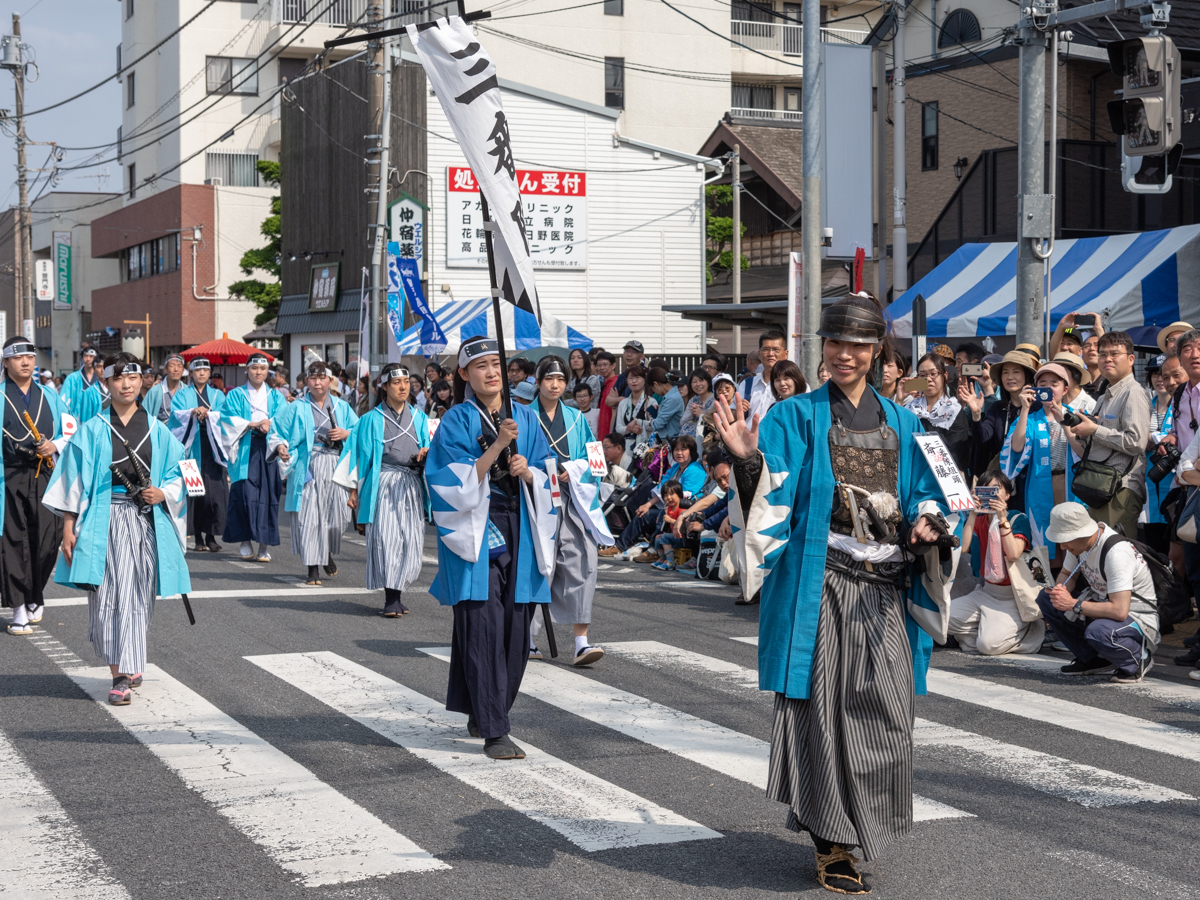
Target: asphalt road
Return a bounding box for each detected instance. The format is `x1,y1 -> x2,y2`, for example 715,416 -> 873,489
2,526 -> 1199,900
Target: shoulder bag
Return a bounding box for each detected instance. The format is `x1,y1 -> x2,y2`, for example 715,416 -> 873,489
1071,437 -> 1135,509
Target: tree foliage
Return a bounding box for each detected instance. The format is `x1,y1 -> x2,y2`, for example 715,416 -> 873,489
229,160 -> 282,327
705,184 -> 748,285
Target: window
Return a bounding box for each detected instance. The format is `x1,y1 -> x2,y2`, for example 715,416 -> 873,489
206,152 -> 260,187
732,0 -> 775,22
604,0 -> 623,14
922,101 -> 939,170
128,163 -> 136,199
125,0 -> 134,20
732,83 -> 775,111
120,233 -> 180,283
126,71 -> 135,109
116,44 -> 121,76
278,57 -> 306,84
116,125 -> 122,160
206,56 -> 259,96
604,57 -> 624,110
939,9 -> 982,48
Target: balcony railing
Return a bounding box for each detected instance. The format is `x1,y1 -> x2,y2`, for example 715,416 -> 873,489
729,107 -> 802,123
276,0 -> 370,26
730,21 -> 869,56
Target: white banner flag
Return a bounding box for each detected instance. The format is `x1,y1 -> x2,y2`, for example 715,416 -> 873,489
408,17 -> 541,322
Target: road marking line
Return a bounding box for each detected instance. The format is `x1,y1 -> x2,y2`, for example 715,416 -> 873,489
0,728 -> 133,900
64,664 -> 446,885
927,668 -> 1200,763
421,646 -> 971,822
27,586 -> 381,608
247,651 -> 719,852
1046,849 -> 1200,900
228,561 -> 263,570
730,636 -> 759,646
604,642 -> 1190,808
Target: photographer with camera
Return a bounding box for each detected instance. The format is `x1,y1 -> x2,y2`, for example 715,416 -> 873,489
1144,354 -> 1181,555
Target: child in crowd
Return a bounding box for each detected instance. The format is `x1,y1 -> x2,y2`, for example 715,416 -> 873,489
574,382 -> 600,436
651,480 -> 684,572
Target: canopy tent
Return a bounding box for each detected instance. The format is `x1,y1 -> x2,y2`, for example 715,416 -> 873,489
397,296 -> 593,357
889,225 -> 1200,339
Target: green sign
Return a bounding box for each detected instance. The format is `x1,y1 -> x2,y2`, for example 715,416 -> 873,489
53,231 -> 71,310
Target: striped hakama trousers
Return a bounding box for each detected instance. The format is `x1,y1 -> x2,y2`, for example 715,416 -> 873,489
765,549 -> 915,861
543,481 -> 598,626
86,496 -> 158,675
364,465 -> 425,591
291,447 -> 352,565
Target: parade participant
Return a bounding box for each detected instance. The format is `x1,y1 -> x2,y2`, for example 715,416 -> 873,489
529,355 -> 612,665
170,358 -> 228,553
335,364 -> 431,617
272,362 -> 358,585
219,353 -> 286,561
74,355 -> 112,422
426,336 -> 557,760
713,295 -> 953,895
143,354 -> 186,423
60,346 -> 97,413
43,352 -> 190,705
1,338 -> 66,635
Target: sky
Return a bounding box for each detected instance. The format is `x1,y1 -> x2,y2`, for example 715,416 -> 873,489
0,0 -> 122,208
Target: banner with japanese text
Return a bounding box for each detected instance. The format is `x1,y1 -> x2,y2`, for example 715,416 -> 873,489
408,16 -> 542,321
388,240 -> 447,357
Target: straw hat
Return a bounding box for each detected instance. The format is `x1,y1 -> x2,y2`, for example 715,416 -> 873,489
1157,321 -> 1192,353
1050,351 -> 1092,386
1013,343 -> 1044,368
990,350 -> 1039,387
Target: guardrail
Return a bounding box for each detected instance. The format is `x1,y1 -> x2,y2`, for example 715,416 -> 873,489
276,0 -> 370,26
728,107 -> 802,122
730,21 -> 868,56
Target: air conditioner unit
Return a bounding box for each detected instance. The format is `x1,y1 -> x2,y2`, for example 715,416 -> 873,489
205,178 -> 223,186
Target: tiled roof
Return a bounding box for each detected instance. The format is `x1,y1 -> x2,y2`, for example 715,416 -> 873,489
698,119 -> 803,209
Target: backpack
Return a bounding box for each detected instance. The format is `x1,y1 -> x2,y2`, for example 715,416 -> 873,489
1096,535 -> 1194,629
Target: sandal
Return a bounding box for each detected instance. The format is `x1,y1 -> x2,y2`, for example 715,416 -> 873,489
108,678 -> 133,706
6,622 -> 32,636
324,558 -> 338,577
306,565 -> 322,586
129,673 -> 143,688
815,846 -> 871,895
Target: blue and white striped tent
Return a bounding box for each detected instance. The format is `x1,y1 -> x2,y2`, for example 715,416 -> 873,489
397,296 -> 593,356
890,225 -> 1200,339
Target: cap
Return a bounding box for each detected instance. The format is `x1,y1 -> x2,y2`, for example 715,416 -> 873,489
1158,321 -> 1193,353
713,372 -> 736,391
990,351 -> 1039,387
1050,352 -> 1092,386
513,381 -> 538,402
1045,502 -> 1100,544
816,296 -> 888,344
1147,353 -> 1168,373
623,340 -> 645,353
1034,363 -> 1071,386
932,343 -> 956,362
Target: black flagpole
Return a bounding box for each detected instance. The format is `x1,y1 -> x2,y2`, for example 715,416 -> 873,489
479,192 -> 557,659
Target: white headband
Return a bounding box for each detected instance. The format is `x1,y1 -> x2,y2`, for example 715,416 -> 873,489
459,338 -> 499,369
379,367 -> 410,386
103,362 -> 143,379
2,342 -> 36,358
246,354 -> 270,367
189,358 -> 211,371
308,367 -> 334,379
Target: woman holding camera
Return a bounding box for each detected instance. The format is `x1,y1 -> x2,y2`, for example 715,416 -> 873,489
903,353 -> 971,475
1143,354 -> 1177,554
960,351 -> 1037,511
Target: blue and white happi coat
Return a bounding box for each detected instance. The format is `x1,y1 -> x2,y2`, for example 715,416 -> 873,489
169,384 -> 229,467
0,380 -> 70,527
42,409 -> 192,597
730,384 -> 955,700
535,399 -> 614,546
425,400 -> 558,607
333,403 -> 432,524
271,396 -> 359,514
999,405 -> 1079,558
59,368 -> 95,415
217,383 -> 288,484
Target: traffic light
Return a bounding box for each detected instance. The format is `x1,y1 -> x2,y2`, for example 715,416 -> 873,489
1106,35 -> 1181,157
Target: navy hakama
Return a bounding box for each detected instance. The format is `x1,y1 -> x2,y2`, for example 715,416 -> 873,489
223,431 -> 281,546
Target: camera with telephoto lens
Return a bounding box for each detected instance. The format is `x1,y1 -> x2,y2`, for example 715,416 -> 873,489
1148,442 -> 1183,484
1061,409 -> 1083,428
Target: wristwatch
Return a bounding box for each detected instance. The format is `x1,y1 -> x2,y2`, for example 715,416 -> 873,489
1072,598 -> 1084,616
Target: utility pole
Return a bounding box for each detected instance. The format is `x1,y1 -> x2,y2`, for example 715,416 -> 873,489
874,47 -> 888,302
366,0 -> 389,403
800,0 -> 822,387
731,144 -> 741,354
1014,10 -> 1049,347
892,0 -> 907,295
5,15 -> 31,343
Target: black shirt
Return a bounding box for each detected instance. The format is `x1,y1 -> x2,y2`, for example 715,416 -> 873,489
2,379 -> 53,468
108,406 -> 153,493
536,398 -> 570,464
828,381 -> 885,432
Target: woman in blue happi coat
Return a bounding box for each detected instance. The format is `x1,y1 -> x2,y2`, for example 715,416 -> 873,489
1,338 -> 69,635
529,355 -> 614,665
426,336 -> 557,761
170,357 -> 229,552
43,353 -> 190,707
334,363 -> 431,617
74,369 -> 112,423
271,361 -> 358,585
713,296 -> 956,894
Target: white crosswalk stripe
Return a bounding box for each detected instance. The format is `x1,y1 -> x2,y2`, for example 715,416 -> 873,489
978,652 -> 1200,710
419,646 -> 972,822
247,650 -> 721,852
606,641 -> 1193,808
0,728 -> 132,900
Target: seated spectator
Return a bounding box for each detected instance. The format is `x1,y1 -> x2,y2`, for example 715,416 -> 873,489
649,367 -> 683,439
905,352 -> 971,474
650,480 -> 686,571
680,368 -> 714,439
679,456 -> 731,543
949,471 -> 1043,655
602,435 -> 705,558
770,360 -> 806,402
701,373 -> 738,451
615,364 -> 656,455
574,382 -> 600,435
601,432 -> 632,488
1037,502 -> 1159,682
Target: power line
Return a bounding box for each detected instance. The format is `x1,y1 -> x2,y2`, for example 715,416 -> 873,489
23,1 -> 220,117
654,0 -> 803,68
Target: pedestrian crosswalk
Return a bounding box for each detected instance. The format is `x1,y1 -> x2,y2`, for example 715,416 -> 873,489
3,626 -> 1198,895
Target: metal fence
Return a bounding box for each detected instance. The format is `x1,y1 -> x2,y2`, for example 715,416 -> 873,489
730,21 -> 868,56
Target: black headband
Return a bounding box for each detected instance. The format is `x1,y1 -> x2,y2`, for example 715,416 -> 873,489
2,342 -> 36,358
103,362 -> 143,379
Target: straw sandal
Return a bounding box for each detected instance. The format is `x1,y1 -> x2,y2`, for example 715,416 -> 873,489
815,846 -> 871,894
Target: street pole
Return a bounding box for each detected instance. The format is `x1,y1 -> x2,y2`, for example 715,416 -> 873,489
367,1 -> 389,405
800,0 -> 822,387
892,1 -> 907,295
874,47 -> 888,302
731,144 -> 741,354
1014,19 -> 1048,347
12,14 -> 30,343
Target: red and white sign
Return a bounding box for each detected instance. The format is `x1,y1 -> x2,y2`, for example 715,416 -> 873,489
545,459 -> 562,508
913,433 -> 972,514
447,166 -> 587,270
585,440 -> 607,478
179,459 -> 206,497
60,413 -> 77,438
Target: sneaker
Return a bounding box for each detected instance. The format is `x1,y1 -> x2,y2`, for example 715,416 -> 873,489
528,647 -> 543,661
1052,640 -> 1069,652
573,646 -> 604,666
598,546 -> 622,558
650,560 -> 674,572
1060,658 -> 1116,676
239,541 -> 254,559
6,622 -> 32,636
1174,645 -> 1200,667
1188,669 -> 1200,681
1112,657 -> 1154,684
633,550 -> 659,564
678,560 -> 697,572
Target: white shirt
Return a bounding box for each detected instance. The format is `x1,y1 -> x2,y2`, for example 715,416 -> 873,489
741,365 -> 776,422
1062,524 -> 1159,643
581,406 -> 600,437
247,382 -> 270,423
